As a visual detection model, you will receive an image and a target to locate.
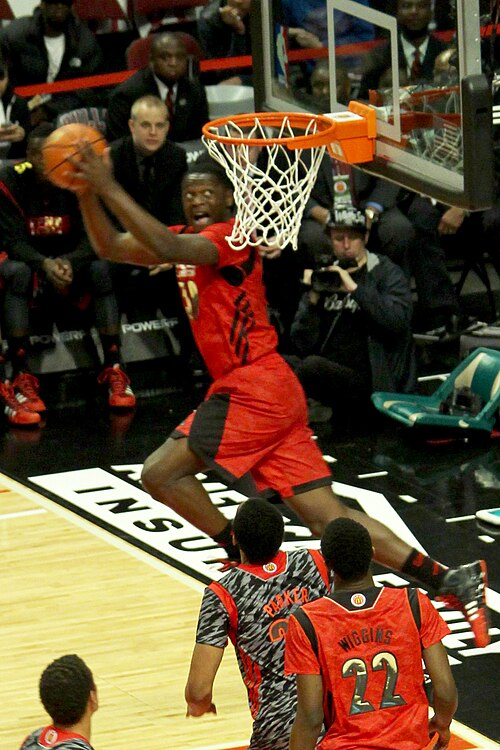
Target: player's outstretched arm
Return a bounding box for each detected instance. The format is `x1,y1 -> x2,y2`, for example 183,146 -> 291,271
75,144 -> 218,266
185,643 -> 223,718
79,191 -> 160,267
289,674 -> 324,750
423,641 -> 458,750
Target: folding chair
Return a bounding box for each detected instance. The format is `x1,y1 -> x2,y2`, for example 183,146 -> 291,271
371,347 -> 500,435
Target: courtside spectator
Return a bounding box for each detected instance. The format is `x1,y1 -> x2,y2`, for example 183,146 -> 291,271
0,54 -> 30,159
0,0 -> 103,124
0,124 -> 136,423
106,32 -> 209,143
197,0 -> 252,85
109,94 -> 196,371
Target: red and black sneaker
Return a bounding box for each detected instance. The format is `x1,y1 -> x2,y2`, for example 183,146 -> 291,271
0,382 -> 41,426
13,372 -> 46,413
98,364 -> 136,409
437,560 -> 490,648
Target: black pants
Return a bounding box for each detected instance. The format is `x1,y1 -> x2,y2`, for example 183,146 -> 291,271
286,353 -> 372,417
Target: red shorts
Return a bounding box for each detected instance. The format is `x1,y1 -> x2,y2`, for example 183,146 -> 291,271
173,352 -> 332,498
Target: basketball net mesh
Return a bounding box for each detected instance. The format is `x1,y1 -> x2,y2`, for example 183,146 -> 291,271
202,115 -> 327,251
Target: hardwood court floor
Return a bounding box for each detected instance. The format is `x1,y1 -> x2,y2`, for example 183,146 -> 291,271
0,476 -> 251,750
1,370 -> 499,749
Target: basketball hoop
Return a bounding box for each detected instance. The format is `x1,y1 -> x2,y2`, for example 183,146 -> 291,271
201,105 -> 376,251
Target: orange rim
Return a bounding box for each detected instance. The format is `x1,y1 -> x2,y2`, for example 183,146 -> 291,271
202,111 -> 339,149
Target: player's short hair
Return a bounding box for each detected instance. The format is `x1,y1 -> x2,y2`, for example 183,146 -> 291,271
39,654 -> 95,726
186,151 -> 233,190
233,498 -> 284,564
321,518 -> 373,581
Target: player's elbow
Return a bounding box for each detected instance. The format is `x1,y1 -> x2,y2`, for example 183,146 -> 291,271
432,673 -> 458,711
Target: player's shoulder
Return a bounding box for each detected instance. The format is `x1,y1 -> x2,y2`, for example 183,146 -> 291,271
201,219 -> 235,238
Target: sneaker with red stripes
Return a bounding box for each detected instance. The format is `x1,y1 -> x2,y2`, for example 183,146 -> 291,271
13,372 -> 46,413
98,364 -> 136,408
437,560 -> 490,648
0,381 -> 41,426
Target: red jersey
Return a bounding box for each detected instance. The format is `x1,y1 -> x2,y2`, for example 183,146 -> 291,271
171,220 -> 278,379
285,586 -> 451,750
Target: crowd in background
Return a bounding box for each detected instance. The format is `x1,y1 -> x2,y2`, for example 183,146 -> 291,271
0,0 -> 498,429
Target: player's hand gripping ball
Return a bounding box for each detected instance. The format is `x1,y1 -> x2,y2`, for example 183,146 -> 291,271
42,123 -> 107,191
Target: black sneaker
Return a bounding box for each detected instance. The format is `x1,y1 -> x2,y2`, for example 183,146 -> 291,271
436,560 -> 490,648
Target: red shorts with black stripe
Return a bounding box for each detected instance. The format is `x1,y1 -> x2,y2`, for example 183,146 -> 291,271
172,352 -> 333,498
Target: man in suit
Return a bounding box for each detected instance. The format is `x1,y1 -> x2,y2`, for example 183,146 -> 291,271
358,0 -> 448,100
105,32 -> 209,144
109,94 -> 195,367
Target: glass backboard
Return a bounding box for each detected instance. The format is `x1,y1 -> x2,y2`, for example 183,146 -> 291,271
250,0 -> 494,210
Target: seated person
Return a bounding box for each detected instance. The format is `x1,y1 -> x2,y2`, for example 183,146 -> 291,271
106,32 -> 209,143
298,149 -> 461,334
282,0 -> 373,86
197,0 -> 252,85
288,206 -> 416,424
0,0 -> 103,123
0,124 -> 136,423
0,55 -> 30,160
358,0 -> 449,100
282,0 -> 373,50
294,58 -> 352,112
109,94 -> 197,368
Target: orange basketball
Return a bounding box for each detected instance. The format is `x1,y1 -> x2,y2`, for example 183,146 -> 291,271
42,123 -> 107,191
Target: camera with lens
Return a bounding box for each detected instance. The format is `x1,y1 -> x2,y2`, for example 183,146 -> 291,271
311,256 -> 359,294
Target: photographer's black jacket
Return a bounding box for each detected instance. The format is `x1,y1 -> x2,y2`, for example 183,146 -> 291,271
291,251 -> 416,393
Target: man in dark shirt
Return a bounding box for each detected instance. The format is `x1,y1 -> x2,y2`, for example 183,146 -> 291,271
290,205 -> 416,422
358,0 -> 448,100
109,94 -> 195,365
0,124 -> 135,423
105,32 -> 209,143
0,0 -> 103,122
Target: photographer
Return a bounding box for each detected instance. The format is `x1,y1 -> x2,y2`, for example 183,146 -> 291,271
289,206 -> 416,425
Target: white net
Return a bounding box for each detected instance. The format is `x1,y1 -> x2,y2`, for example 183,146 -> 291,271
202,114 -> 328,251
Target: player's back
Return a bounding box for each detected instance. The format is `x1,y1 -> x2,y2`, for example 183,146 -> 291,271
20,726 -> 93,749
300,586 -> 436,750
206,548 -> 330,746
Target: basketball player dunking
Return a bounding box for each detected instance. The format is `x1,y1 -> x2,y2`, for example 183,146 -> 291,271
66,143 -> 490,648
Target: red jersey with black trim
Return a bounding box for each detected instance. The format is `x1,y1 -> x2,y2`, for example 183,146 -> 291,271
195,548 -> 331,750
285,587 -> 451,750
171,220 -> 278,380
20,726 -> 93,749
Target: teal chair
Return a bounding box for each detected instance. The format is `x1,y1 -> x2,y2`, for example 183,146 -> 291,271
371,347 -> 500,435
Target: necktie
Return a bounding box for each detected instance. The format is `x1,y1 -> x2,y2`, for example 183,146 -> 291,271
165,85 -> 175,124
141,158 -> 155,211
410,48 -> 422,81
